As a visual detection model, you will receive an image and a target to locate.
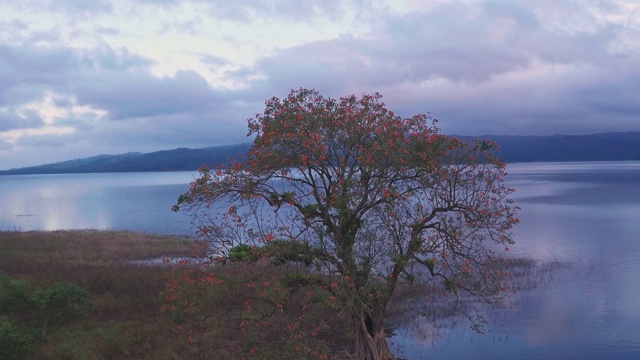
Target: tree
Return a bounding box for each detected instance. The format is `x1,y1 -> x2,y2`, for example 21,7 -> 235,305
174,88 -> 519,359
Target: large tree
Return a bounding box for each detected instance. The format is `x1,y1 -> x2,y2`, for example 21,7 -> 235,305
174,89 -> 519,359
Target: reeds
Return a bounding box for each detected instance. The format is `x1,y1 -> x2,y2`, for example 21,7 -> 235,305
0,230 -> 198,359
0,230 -> 574,359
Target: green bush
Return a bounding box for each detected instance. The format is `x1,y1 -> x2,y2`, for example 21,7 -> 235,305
260,240 -> 317,266
0,316 -> 33,360
0,275 -> 31,314
1,276 -> 90,337
228,244 -> 254,262
32,283 -> 91,335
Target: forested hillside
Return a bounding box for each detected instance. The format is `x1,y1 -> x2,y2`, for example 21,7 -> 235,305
0,143 -> 252,175
2,132 -> 639,175
482,132 -> 640,163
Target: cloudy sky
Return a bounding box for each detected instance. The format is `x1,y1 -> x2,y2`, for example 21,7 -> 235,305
1,0 -> 639,169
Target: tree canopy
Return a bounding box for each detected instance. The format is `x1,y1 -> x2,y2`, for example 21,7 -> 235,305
174,88 -> 519,359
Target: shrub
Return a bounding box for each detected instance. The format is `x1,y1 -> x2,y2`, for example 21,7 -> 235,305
0,316 -> 33,360
0,275 -> 31,314
228,244 -> 254,262
32,283 -> 91,335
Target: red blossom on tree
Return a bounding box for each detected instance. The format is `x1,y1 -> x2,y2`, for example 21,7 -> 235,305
173,88 -> 519,360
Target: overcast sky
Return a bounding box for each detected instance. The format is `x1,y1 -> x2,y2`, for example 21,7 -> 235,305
1,0 -> 639,169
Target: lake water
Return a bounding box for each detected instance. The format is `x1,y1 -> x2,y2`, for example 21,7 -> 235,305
0,171 -> 197,235
392,161 -> 640,359
1,162 -> 639,359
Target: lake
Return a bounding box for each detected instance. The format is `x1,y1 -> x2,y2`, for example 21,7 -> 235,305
1,161 -> 639,359
0,171 -> 197,235
392,161 -> 640,359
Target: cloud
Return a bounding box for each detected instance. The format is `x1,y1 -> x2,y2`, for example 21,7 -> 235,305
0,108 -> 44,131
244,5 -> 536,92
23,0 -> 114,17
0,41 -> 153,105
0,44 -> 72,106
73,69 -> 224,120
201,54 -> 232,67
134,0 -> 180,7
1,0 -> 640,169
237,0 -> 640,136
196,0 -> 348,22
0,41 -> 199,121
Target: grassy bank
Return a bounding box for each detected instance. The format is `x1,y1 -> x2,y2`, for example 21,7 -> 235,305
0,230 -> 201,359
0,230 -> 566,359
0,230 -> 355,359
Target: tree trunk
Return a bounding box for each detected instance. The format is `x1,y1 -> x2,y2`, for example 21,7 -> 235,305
353,313 -> 395,360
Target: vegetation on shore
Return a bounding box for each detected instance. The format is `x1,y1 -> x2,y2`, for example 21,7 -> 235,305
0,230 -> 569,359
0,230 -> 357,359
0,230 -> 197,359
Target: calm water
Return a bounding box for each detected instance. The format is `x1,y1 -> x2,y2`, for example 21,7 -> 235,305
1,162 -> 639,359
392,161 -> 640,359
0,171 -> 197,235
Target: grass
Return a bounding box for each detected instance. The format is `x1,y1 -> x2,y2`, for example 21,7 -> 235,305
0,230 -> 354,359
0,230 -> 200,359
0,230 -> 572,359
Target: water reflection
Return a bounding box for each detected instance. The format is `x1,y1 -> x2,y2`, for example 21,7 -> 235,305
0,172 -> 196,234
390,161 -> 640,359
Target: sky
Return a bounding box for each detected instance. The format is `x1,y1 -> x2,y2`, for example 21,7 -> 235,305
1,0 -> 639,169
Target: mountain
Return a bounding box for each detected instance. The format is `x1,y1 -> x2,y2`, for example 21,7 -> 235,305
0,143 -> 252,175
478,132 -> 640,163
1,132 -> 639,175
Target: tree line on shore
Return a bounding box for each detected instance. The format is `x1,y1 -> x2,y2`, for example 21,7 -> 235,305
2,132 -> 639,175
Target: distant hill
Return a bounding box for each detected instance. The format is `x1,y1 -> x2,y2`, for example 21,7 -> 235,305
479,132 -> 640,163
0,143 -> 252,175
1,132 -> 639,175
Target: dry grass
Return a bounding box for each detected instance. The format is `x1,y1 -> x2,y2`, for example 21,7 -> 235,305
0,230 -> 567,359
164,259 -> 355,359
0,229 -> 194,264
0,230 -> 200,359
0,230 -> 353,359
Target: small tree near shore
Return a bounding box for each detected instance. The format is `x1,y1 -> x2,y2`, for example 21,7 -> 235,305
174,88 -> 519,359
